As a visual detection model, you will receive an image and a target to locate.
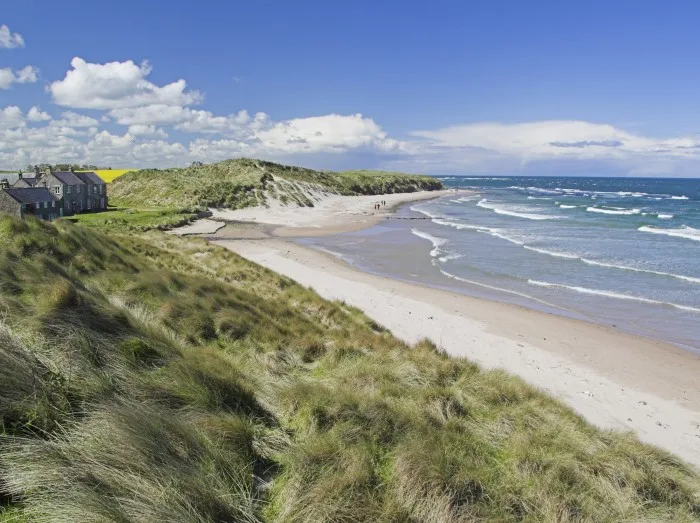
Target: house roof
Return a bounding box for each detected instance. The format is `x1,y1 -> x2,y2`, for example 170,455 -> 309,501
15,176 -> 41,187
3,187 -> 58,204
73,171 -> 105,185
50,171 -> 85,186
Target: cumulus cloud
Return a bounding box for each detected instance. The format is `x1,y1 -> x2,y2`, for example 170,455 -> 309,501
127,124 -> 168,138
0,106 -> 25,128
0,65 -> 39,89
0,25 -> 24,49
27,106 -> 51,122
254,113 -> 399,154
49,58 -> 202,109
51,111 -> 99,128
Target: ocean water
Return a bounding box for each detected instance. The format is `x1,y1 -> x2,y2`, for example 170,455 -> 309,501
301,177 -> 700,352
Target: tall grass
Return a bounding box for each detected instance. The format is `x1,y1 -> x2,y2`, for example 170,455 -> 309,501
0,216 -> 698,522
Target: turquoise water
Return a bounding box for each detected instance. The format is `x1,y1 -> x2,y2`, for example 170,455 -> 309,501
303,177 -> 700,352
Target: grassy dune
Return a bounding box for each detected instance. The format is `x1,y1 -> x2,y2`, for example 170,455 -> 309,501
109,158 -> 444,210
0,217 -> 698,522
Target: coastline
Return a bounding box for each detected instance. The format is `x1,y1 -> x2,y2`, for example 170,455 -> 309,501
201,191 -> 700,467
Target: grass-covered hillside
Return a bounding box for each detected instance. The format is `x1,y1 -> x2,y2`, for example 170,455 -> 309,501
0,217 -> 699,523
109,158 -> 444,210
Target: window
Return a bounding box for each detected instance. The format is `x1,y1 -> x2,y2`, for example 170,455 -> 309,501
100,198 -> 104,208
77,185 -> 81,194
67,186 -> 72,194
87,198 -> 92,210
51,201 -> 55,208
53,186 -> 60,194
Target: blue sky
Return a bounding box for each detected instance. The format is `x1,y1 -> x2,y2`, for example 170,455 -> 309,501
2,1 -> 700,176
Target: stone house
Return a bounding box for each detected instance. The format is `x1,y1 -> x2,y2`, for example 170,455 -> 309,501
42,169 -> 88,215
11,172 -> 41,188
0,167 -> 109,220
73,171 -> 108,211
0,186 -> 60,220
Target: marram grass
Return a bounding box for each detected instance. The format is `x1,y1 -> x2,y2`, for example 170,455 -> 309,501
0,216 -> 698,522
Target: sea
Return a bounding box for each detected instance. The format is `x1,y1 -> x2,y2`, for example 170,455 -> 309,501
301,177 -> 700,352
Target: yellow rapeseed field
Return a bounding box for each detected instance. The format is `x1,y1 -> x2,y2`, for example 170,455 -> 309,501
81,169 -> 136,183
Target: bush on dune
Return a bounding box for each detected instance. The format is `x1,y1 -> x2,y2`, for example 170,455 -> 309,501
0,216 -> 698,522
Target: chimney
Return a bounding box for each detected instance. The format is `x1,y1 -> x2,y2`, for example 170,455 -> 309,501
69,165 -> 75,173
34,166 -> 40,176
18,171 -> 23,179
1,179 -> 9,189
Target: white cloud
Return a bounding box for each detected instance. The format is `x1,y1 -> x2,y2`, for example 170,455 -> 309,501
109,104 -> 255,134
0,25 -> 24,49
15,65 -> 38,83
407,120 -> 700,173
0,106 -> 24,128
0,65 -> 39,89
51,111 -> 99,128
254,113 -> 399,154
27,106 -> 51,122
49,58 -> 203,110
127,124 -> 168,138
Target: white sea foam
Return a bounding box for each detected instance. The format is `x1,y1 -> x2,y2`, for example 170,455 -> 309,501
440,270 -> 564,309
638,225 -> 700,242
586,206 -> 641,215
523,246 -> 579,259
657,213 -> 674,220
558,204 -> 577,209
438,253 -> 464,263
477,199 -> 563,220
486,230 -> 526,246
527,196 -> 552,200
509,185 -> 687,200
433,218 -> 492,232
492,237 -> 700,284
580,259 -> 700,284
410,206 -> 443,219
527,280 -> 700,314
411,228 -> 448,257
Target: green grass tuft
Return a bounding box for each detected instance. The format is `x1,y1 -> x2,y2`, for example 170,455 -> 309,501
0,216 -> 698,522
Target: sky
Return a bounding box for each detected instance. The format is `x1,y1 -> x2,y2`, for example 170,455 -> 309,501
2,1 -> 700,177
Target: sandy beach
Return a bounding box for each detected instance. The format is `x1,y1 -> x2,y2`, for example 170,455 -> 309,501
195,191 -> 700,468
209,189 -> 456,236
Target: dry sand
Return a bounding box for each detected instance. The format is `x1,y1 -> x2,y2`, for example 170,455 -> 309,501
179,189 -> 700,467
209,189 -> 456,236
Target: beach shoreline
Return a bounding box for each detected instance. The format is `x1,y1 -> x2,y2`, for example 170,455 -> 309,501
197,191 -> 700,467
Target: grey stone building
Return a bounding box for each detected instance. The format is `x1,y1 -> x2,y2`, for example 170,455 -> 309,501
42,170 -> 87,215
11,172 -> 41,188
73,171 -> 108,211
0,187 -> 60,220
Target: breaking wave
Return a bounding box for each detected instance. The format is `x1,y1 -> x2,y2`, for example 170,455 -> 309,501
527,280 -> 700,314
586,206 -> 641,215
411,228 -> 448,257
638,226 -> 700,242
477,199 -> 563,220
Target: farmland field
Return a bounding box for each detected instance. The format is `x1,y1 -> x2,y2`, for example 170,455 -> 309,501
85,169 -> 136,183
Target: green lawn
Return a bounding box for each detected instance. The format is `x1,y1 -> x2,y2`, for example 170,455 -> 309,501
66,207 -> 197,232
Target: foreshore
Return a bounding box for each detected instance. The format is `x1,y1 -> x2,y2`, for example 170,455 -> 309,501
198,190 -> 700,467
